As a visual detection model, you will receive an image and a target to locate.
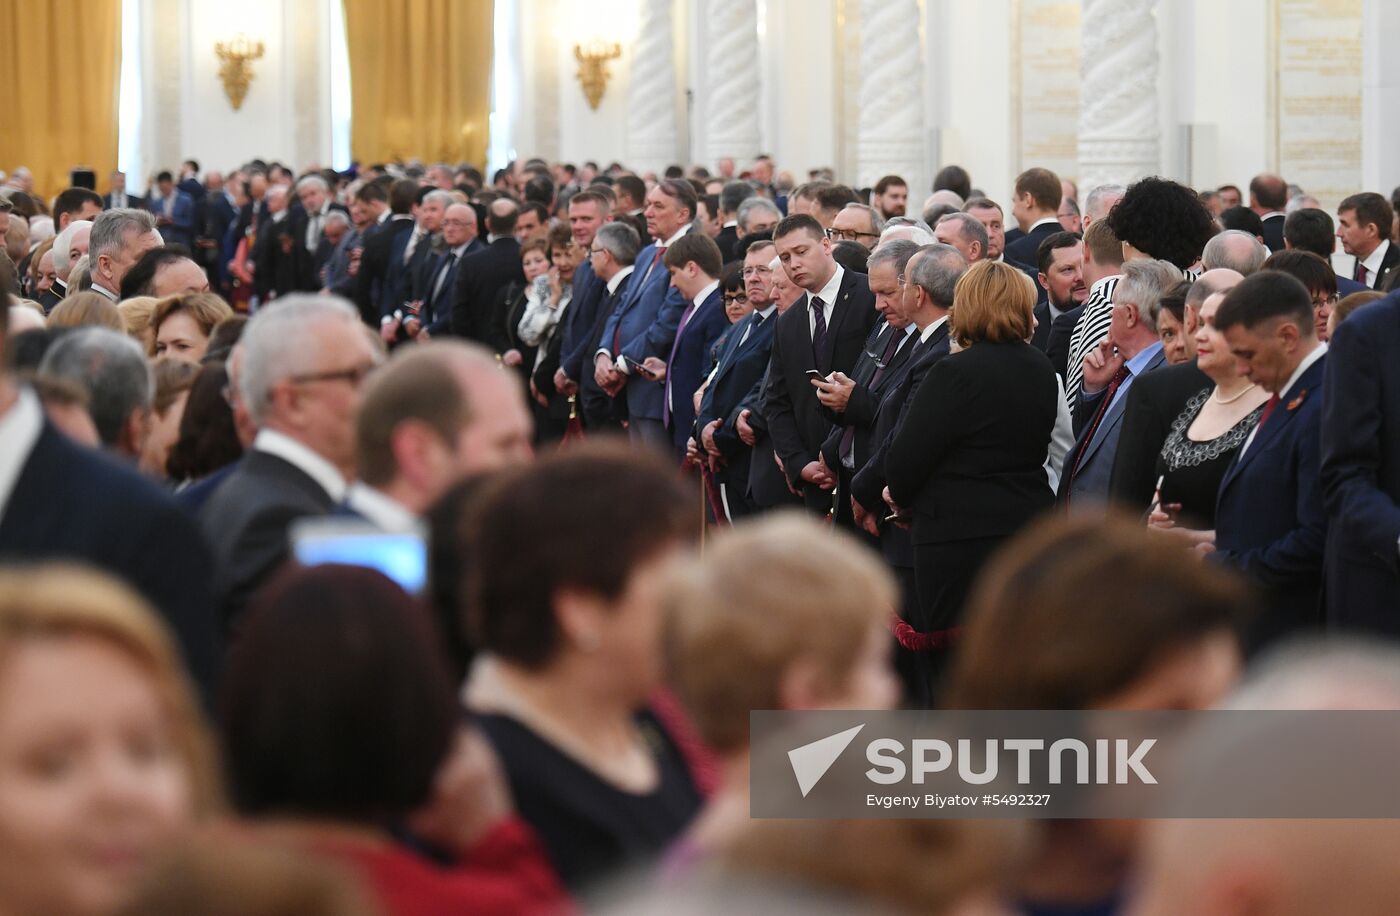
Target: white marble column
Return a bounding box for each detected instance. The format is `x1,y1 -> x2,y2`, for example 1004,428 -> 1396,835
1078,0 -> 1160,190
627,0 -> 681,173
700,0 -> 760,167
855,0 -> 924,191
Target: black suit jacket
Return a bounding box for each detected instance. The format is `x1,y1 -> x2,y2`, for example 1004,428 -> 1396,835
1321,291 -> 1400,636
761,269 -> 879,505
716,224 -> 742,263
353,218 -> 414,325
0,422 -> 219,702
1004,223 -> 1061,269
1107,360 -> 1212,514
198,449 -> 336,634
849,325 -> 952,568
887,341 -> 1058,544
1260,213 -> 1286,253
1369,242 -> 1400,292
1046,302 -> 1082,379
451,237 -> 526,342
819,323 -> 917,474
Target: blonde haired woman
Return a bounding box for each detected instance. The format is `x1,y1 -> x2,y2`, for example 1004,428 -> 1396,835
0,566 -> 218,916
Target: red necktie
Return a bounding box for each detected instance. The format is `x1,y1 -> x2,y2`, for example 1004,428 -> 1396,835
1256,392 -> 1281,428
1069,364 -> 1131,482
1354,260 -> 1369,286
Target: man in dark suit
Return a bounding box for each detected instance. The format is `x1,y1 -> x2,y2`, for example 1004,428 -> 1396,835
565,221 -> 640,434
1003,167 -> 1064,266
1060,259 -> 1181,511
451,198 -> 524,344
614,174 -> 652,244
354,179 -> 418,326
1212,271 -> 1328,648
552,191 -> 614,427
203,177 -> 239,290
0,274 -> 218,702
289,174 -> 350,292
697,239 -> 780,519
251,185 -> 309,304
816,239 -> 921,527
200,296 -> 381,634
1336,192 -> 1398,291
412,203 -> 483,340
103,169 -> 143,210
1032,232 -> 1088,352
715,181 -> 751,262
762,213 -> 879,512
148,170 -> 197,249
1321,288 -> 1400,636
648,235 -> 729,458
1248,173 -> 1288,252
594,179 -> 698,448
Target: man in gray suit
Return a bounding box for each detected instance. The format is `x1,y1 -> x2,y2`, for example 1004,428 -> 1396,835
1058,258 -> 1181,511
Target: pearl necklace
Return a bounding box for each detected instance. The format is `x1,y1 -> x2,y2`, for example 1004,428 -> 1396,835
1210,383 -> 1257,405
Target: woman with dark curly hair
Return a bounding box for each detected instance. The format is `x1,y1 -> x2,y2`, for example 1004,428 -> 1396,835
1106,176 -> 1218,271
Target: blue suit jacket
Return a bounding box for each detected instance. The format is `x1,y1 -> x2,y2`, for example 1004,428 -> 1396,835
598,232 -> 693,420
155,190 -> 197,248
1059,346 -> 1169,509
699,309 -> 777,494
421,240 -> 485,335
1215,354 -> 1328,647
664,286 -> 729,453
558,257 -> 608,382
1322,292 -> 1400,636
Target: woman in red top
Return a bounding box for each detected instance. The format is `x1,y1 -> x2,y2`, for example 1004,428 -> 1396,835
220,564 -> 569,916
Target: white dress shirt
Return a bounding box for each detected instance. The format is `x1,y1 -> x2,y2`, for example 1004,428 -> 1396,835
918,314 -> 950,344
0,387 -> 44,525
807,265 -> 845,339
1358,240 -> 1392,289
253,428 -> 347,502
345,482 -> 418,533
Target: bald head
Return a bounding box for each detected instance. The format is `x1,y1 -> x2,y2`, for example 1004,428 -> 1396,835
1201,230 -> 1268,275
1249,173 -> 1289,214
486,198 -> 519,237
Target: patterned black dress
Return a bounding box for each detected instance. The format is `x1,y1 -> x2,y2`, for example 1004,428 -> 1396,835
1155,389 -> 1265,529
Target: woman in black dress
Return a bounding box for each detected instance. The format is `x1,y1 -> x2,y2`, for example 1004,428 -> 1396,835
1150,288 -> 1271,539
461,445 -> 702,892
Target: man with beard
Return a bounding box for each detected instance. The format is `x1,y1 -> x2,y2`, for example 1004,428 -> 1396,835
1033,232 -> 1088,352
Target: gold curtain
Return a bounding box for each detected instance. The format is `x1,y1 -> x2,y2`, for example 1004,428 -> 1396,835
0,0 -> 122,202
342,0 -> 493,169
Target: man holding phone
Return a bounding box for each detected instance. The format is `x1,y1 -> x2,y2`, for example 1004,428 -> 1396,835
762,214 -> 879,513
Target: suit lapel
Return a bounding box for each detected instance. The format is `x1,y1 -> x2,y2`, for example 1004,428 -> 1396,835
1078,349 -> 1167,467
1220,357 -> 1324,493
820,272 -> 856,368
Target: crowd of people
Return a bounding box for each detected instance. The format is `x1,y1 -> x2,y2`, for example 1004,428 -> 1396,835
3,150 -> 1400,915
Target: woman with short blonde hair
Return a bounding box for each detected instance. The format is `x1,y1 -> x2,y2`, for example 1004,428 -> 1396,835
0,566 -> 219,916
46,290 -> 125,331
117,295 -> 159,344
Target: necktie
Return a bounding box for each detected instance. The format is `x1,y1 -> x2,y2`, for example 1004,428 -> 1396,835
839,329 -> 904,465
1069,364 -> 1132,483
430,252 -> 458,308
1241,393 -> 1282,457
307,212 -> 322,252
663,299 -> 699,426
810,295 -> 829,372
738,310 -> 766,348
1354,259 -> 1369,286
611,248 -> 668,356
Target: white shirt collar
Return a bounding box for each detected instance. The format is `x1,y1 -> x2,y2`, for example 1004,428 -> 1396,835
607,264 -> 635,295
0,387 -> 45,525
450,242 -> 471,257
91,283 -> 118,302
1030,216 -> 1061,231
812,264 -> 845,307
693,279 -> 719,307
723,220 -> 738,229
1362,240 -> 1392,276
660,225 -> 689,248
253,428 -> 347,502
1278,342 -> 1327,397
756,303 -> 777,319
271,210 -> 288,224
345,482 -> 418,533
919,314 -> 950,342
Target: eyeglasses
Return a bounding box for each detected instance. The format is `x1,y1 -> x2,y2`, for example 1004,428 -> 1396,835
895,275 -> 907,289
588,246 -> 605,255
1312,293 -> 1338,308
723,292 -> 747,303
741,265 -> 773,277
826,227 -> 880,242
288,363 -> 379,388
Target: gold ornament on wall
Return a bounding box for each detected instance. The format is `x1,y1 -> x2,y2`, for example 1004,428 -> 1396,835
574,39 -> 622,110
215,33 -> 266,111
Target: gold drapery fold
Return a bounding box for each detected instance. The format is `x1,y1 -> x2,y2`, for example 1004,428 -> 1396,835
0,0 -> 122,202
341,0 -> 493,169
